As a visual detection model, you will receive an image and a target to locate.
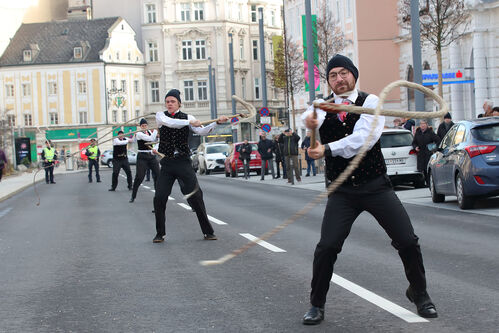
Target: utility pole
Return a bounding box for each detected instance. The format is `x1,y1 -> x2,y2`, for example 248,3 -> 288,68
228,33 -> 237,142
208,57 -> 215,119
305,0 -> 315,104
258,7 -> 268,108
410,0 -> 425,112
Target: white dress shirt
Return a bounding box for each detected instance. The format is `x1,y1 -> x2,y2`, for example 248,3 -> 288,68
135,130 -> 158,153
301,89 -> 385,159
113,137 -> 132,146
156,110 -> 217,136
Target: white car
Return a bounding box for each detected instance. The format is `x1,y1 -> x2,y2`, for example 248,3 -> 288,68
197,142 -> 230,175
380,128 -> 426,188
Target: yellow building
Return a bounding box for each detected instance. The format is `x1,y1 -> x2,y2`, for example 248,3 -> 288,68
0,16 -> 144,164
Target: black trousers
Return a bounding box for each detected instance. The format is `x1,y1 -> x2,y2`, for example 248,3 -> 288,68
131,153 -> 159,200
111,158 -> 133,190
310,175 -> 427,307
153,157 -> 214,237
88,159 -> 100,182
275,159 -> 286,178
44,162 -> 54,183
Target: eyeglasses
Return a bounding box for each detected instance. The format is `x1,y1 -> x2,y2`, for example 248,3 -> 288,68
328,69 -> 350,81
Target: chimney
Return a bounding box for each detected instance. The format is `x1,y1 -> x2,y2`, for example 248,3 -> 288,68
67,0 -> 92,21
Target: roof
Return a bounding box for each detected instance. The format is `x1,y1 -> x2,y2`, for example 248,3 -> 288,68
0,17 -> 120,66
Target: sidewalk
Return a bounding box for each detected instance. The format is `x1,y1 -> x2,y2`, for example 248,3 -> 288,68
0,165 -> 84,203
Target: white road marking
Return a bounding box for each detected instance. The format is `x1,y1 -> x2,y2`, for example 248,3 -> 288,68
168,196 -> 175,201
239,233 -> 286,253
151,190 -> 155,193
207,215 -> 228,225
177,203 -> 192,210
142,186 -> 151,189
331,274 -> 428,323
0,207 -> 13,219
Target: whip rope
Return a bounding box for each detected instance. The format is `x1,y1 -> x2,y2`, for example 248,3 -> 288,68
200,80 -> 449,266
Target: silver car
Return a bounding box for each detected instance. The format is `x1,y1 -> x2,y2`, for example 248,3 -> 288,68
101,150 -> 137,168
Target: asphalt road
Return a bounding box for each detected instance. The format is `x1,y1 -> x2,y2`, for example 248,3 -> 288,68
0,170 -> 498,332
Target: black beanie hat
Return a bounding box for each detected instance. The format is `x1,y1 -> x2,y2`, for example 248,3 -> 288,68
118,130 -> 124,134
326,54 -> 359,82
139,118 -> 148,125
165,89 -> 181,103
444,112 -> 452,119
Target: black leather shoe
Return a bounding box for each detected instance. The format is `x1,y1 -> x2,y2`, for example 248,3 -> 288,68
204,234 -> 217,240
153,234 -> 164,243
50,181 -> 56,184
108,188 -> 115,191
303,306 -> 324,325
129,198 -> 135,203
97,180 -> 101,183
406,287 -> 438,318
128,186 -> 132,191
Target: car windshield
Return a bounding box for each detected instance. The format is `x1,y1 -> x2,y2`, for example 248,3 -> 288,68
235,144 -> 258,152
472,124 -> 499,142
206,145 -> 229,154
380,132 -> 413,148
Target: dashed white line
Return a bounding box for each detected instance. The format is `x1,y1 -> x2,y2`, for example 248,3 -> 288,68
177,203 -> 192,210
239,233 -> 286,253
0,207 -> 13,219
168,196 -> 175,201
331,274 -> 428,323
207,215 -> 228,225
142,186 -> 151,189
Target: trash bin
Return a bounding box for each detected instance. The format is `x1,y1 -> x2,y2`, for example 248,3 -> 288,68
66,156 -> 74,171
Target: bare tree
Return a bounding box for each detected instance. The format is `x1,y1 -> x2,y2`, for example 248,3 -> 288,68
316,0 -> 346,92
284,35 -> 304,130
398,0 -> 470,97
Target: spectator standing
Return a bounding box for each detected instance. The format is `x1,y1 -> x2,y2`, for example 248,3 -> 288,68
257,133 -> 275,180
239,139 -> 252,179
301,131 -> 317,177
437,113 -> 454,140
279,129 -> 301,183
0,147 -> 8,181
412,120 -> 441,185
272,135 -> 286,179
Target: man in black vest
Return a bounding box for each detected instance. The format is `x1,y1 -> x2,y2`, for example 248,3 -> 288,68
130,119 -> 160,203
152,89 -> 228,243
301,55 -> 437,325
109,130 -> 133,191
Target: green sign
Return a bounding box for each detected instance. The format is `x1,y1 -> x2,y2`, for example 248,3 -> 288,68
302,15 -> 320,92
46,128 -> 98,140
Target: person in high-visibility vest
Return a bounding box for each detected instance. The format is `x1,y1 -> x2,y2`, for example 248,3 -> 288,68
85,138 -> 101,183
41,140 -> 57,184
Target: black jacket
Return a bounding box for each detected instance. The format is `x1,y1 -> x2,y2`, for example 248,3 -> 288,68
239,143 -> 252,160
412,127 -> 441,172
278,133 -> 300,156
437,121 -> 454,140
258,138 -> 274,160
301,136 -> 314,161
272,140 -> 284,162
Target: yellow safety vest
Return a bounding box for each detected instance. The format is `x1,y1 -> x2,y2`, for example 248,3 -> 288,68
43,147 -> 55,162
87,146 -> 99,159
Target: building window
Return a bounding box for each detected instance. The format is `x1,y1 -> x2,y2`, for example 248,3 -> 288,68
252,40 -> 258,60
23,50 -> 32,62
271,10 -> 276,26
24,114 -> 32,126
134,80 -> 140,94
135,109 -> 140,118
198,80 -> 207,100
194,2 -> 204,21
74,47 -> 82,59
112,110 -> 118,122
254,78 -> 260,99
122,110 -> 127,122
77,81 -> 87,94
79,111 -> 88,124
128,51 -> 131,61
181,3 -> 191,21
148,41 -> 159,62
116,51 -> 120,60
346,0 -> 351,18
150,81 -> 160,103
239,39 -> 244,60
5,84 -> 14,97
7,115 -> 16,127
182,40 -> 192,60
146,3 -> 157,23
22,83 -> 31,97
195,40 -> 206,60
241,77 -> 246,99
121,80 -> 127,92
111,80 -> 117,90
48,82 -> 57,95
184,80 -> 194,101
49,113 -> 58,125
251,5 -> 257,22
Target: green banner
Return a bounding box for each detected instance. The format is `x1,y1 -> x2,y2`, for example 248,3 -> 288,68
46,128 -> 98,140
302,15 -> 320,92
112,126 -> 137,137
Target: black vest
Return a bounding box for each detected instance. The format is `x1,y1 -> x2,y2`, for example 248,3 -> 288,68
137,130 -> 153,151
113,138 -> 128,159
158,111 -> 190,158
319,91 -> 386,185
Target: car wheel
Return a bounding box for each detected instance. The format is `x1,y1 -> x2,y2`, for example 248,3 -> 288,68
107,160 -> 113,168
456,174 -> 475,210
430,171 -> 445,203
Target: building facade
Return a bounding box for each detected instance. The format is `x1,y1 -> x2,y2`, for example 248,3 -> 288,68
0,17 -> 145,166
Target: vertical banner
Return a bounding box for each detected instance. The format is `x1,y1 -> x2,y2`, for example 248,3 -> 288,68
272,35 -> 286,89
302,15 -> 320,92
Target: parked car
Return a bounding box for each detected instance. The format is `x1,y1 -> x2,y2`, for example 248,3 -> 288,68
101,149 -> 138,168
190,148 -> 199,172
427,117 -> 499,209
224,141 -> 262,177
197,142 -> 230,174
380,128 -> 426,188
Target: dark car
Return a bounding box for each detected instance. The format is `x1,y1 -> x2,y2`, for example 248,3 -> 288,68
427,117 -> 499,209
224,141 -> 262,177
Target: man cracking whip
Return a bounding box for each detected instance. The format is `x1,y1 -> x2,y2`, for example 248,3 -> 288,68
301,54 -> 438,325
152,89 -> 228,243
